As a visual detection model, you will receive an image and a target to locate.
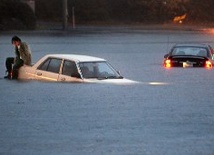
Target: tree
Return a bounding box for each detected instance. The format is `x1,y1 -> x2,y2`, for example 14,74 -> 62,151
32,0 -> 214,26
35,0 -> 62,21
0,0 -> 36,30
70,0 -> 110,23
187,0 -> 214,22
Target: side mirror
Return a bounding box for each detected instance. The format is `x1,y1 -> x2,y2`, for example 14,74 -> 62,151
164,54 -> 169,58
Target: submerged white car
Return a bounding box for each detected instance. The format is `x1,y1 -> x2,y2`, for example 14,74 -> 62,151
18,54 -> 136,84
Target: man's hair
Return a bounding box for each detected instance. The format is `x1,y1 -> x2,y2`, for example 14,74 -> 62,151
11,36 -> 21,43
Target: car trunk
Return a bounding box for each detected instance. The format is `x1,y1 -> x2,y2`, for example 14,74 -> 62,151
170,55 -> 207,67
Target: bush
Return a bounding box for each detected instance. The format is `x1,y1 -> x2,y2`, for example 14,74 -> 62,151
0,0 -> 36,30
73,0 -> 110,23
35,0 -> 62,21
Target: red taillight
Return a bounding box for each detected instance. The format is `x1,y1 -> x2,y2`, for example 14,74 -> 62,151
164,59 -> 171,68
205,60 -> 212,68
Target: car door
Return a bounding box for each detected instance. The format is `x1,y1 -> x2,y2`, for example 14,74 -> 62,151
58,60 -> 83,82
35,58 -> 62,81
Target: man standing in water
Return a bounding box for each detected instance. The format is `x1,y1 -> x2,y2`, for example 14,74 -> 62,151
4,36 -> 32,79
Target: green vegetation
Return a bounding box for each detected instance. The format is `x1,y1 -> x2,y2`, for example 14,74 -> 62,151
35,0 -> 214,24
0,0 -> 36,30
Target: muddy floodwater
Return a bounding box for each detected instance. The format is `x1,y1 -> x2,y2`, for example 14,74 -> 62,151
1,27 -> 214,155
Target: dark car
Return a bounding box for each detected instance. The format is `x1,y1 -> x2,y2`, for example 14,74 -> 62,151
163,44 -> 214,68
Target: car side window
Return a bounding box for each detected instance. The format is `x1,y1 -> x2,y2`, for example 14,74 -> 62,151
38,58 -> 62,74
47,58 -> 62,73
38,58 -> 51,71
62,60 -> 80,78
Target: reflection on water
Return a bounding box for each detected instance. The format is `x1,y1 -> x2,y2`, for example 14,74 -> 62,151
148,81 -> 169,85
1,29 -> 214,155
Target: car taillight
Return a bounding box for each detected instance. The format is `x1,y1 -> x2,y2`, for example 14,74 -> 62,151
164,59 -> 171,68
205,60 -> 212,68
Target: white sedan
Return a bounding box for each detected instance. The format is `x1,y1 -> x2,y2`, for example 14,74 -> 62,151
18,54 -> 137,84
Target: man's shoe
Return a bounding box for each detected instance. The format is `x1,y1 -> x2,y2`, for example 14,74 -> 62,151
4,71 -> 12,79
4,75 -> 10,79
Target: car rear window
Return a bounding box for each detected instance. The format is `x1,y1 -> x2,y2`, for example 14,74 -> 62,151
172,47 -> 208,57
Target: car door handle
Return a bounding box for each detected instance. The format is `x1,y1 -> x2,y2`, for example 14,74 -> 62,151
61,78 -> 66,81
37,72 -> 42,76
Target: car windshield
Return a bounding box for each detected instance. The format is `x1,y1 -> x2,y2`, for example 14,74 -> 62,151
79,61 -> 122,79
172,47 -> 208,57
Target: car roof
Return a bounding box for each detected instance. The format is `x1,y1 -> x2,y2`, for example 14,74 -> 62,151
173,43 -> 210,48
46,54 -> 106,62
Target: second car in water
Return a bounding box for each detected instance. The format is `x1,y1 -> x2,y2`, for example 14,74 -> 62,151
163,43 -> 214,68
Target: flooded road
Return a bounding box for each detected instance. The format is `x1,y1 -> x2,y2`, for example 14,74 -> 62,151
1,27 -> 214,155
